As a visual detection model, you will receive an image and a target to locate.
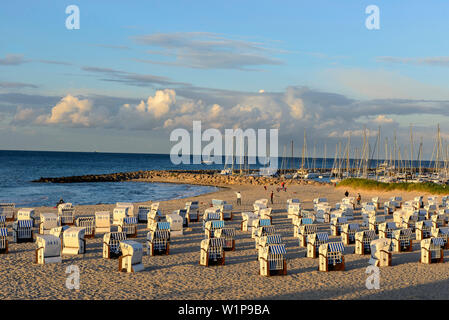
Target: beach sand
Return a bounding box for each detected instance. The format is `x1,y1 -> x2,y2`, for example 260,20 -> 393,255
1,182 -> 449,300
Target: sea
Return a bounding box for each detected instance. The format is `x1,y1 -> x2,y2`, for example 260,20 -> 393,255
0,150 -> 438,207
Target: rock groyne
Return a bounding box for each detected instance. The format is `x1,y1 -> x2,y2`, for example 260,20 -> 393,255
32,170 -> 332,187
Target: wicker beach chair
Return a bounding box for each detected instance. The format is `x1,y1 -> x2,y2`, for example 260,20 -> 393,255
424,204 -> 438,217
113,207 -> 129,226
118,216 -> 138,238
319,242 -> 345,272
202,208 -> 221,230
62,227 -> 86,255
355,230 -> 377,255
241,211 -> 259,231
253,199 -> 269,212
39,213 -> 60,235
431,213 -> 446,229
315,207 -> 331,224
173,209 -> 188,227
0,215 -> 5,229
200,238 -> 226,267
119,240 -> 144,273
35,234 -> 62,264
259,244 -> 287,276
383,201 -> 395,215
0,203 -> 15,221
251,218 -> 271,239
362,204 -> 377,227
390,196 -> 402,208
331,217 -> 348,236
369,238 -> 392,267
146,230 -> 170,256
17,208 -> 36,227
287,198 -> 300,209
392,228 -> 413,252
76,216 -> 95,238
372,197 -> 380,209
147,206 -> 162,229
149,221 -> 171,242
12,219 -> 34,243
0,227 -> 8,254
116,202 -> 134,217
95,211 -> 111,234
378,222 -> 399,239
254,225 -> 277,250
58,203 -> 75,225
307,232 -> 329,258
287,201 -> 301,221
218,204 -> 233,221
257,234 -> 282,260
185,201 -> 199,222
342,197 -> 355,209
298,224 -> 318,247
369,215 -> 386,234
258,207 -> 272,224
301,210 -> 316,221
103,232 -> 127,259
49,225 -> 70,240
341,223 -> 360,245
137,205 -> 151,223
416,220 -> 433,241
420,237 -> 445,264
204,220 -> 225,239
215,227 -> 236,251
166,213 -> 184,237
293,217 -> 314,238
431,227 -> 449,249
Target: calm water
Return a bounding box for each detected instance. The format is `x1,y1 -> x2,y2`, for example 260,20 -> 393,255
0,150 -> 438,207
0,151 -> 221,207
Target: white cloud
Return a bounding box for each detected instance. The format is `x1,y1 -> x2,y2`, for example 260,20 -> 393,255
36,95 -> 93,127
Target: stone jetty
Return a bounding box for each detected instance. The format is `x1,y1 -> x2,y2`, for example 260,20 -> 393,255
32,170 -> 331,187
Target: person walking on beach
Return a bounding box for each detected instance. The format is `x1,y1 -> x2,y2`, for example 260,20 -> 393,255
236,191 -> 242,206
270,191 -> 274,204
357,193 -> 361,206
344,190 -> 349,197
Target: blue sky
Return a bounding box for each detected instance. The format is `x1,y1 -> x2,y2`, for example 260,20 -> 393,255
0,1 -> 448,158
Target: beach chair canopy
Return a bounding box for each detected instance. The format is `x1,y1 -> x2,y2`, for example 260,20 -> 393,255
0,228 -> 7,237
268,244 -> 286,255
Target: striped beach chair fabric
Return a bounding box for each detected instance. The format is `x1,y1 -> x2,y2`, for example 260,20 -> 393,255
17,208 -> 36,227
355,230 -> 377,255
379,222 -> 398,239
319,242 -> 345,272
13,219 -> 34,243
103,232 -> 127,259
58,204 -> 75,225
251,218 -> 271,239
341,223 -> 360,245
76,216 -> 95,238
200,238 -> 226,266
331,217 -> 348,236
0,215 -> 6,228
416,220 -> 433,240
392,228 -> 413,252
421,237 -> 445,264
0,227 -> 8,253
205,220 -> 225,239
185,201 -> 199,222
137,205 -> 151,223
260,243 -> 287,276
147,230 -> 170,256
119,216 -> 138,238
431,227 -> 449,249
0,203 -> 15,221
257,234 -> 283,260
298,224 -> 318,247
254,225 -> 277,249
215,227 -> 236,251
307,232 -> 329,258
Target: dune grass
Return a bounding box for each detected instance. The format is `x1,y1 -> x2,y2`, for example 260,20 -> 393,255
337,178 -> 449,195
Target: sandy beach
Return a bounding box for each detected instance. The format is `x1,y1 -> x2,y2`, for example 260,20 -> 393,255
1,181 -> 448,300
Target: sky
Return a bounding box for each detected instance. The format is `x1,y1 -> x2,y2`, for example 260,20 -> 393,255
0,0 -> 448,159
